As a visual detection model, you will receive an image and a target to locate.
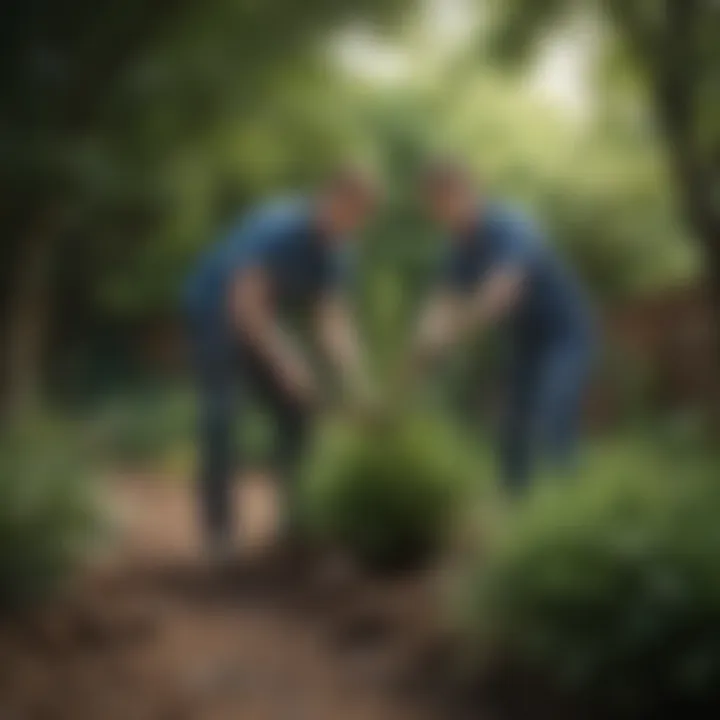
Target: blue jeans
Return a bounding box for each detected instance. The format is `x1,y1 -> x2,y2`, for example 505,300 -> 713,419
188,325 -> 308,543
501,329 -> 595,493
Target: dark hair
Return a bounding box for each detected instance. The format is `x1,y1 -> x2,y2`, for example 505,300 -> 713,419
325,165 -> 377,202
420,158 -> 474,195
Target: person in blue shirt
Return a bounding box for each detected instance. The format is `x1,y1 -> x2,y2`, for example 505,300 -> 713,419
184,169 -> 376,560
413,161 -> 596,492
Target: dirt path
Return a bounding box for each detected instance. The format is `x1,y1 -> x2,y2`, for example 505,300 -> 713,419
0,475 -> 474,720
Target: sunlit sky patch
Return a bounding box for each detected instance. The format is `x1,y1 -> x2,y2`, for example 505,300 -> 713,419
332,0 -> 592,119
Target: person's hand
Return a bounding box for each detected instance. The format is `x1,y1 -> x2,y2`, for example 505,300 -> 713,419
347,381 -> 387,427
279,361 -> 319,409
403,343 -> 434,396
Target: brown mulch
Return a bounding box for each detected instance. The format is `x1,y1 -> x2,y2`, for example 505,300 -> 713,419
0,474 -> 494,720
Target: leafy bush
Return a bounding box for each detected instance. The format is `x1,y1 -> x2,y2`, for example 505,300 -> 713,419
463,454 -> 720,715
0,421 -> 100,609
90,386 -> 276,471
302,412 -> 477,571
91,388 -> 194,467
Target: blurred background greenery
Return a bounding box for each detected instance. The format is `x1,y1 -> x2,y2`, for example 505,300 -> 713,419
2,0 -> 716,423
1,0 -> 719,714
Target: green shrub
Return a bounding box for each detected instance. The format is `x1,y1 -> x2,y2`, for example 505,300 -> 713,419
0,421 -> 100,609
302,412 -> 477,571
463,456 -> 720,715
91,389 -> 194,467
90,387 -> 276,471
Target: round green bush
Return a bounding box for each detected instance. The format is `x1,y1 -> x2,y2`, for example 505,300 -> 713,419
302,413 -> 475,571
463,463 -> 720,715
0,421 -> 100,609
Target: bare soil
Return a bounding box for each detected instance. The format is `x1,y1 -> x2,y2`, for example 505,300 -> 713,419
0,474 -> 486,720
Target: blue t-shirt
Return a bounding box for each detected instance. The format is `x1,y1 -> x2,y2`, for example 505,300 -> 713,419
184,198 -> 352,342
440,203 -> 592,344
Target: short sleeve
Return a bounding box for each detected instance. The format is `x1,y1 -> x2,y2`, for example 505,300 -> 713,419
488,210 -> 538,273
226,207 -> 286,276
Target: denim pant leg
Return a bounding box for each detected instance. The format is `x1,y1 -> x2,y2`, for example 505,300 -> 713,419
189,327 -> 237,544
198,381 -> 236,543
536,335 -> 594,474
240,348 -> 310,487
501,346 -> 542,494
238,350 -> 310,534
501,333 -> 593,494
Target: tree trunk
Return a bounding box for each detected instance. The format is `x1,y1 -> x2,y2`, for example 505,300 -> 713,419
648,0 -> 720,422
676,169 -> 720,424
671,153 -> 720,413
1,210 -> 58,425
702,224 -> 720,424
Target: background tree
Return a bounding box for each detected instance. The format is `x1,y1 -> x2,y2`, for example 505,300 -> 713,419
0,0 -> 404,421
487,0 -> 720,364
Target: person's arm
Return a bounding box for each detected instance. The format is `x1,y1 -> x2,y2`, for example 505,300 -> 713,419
418,209 -> 533,360
316,295 -> 373,405
460,266 -> 525,336
230,267 -> 316,405
314,244 -> 374,405
413,268 -> 525,365
413,291 -> 464,364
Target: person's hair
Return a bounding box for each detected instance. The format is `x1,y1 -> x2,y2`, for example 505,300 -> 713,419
420,158 -> 475,195
325,165 -> 378,204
